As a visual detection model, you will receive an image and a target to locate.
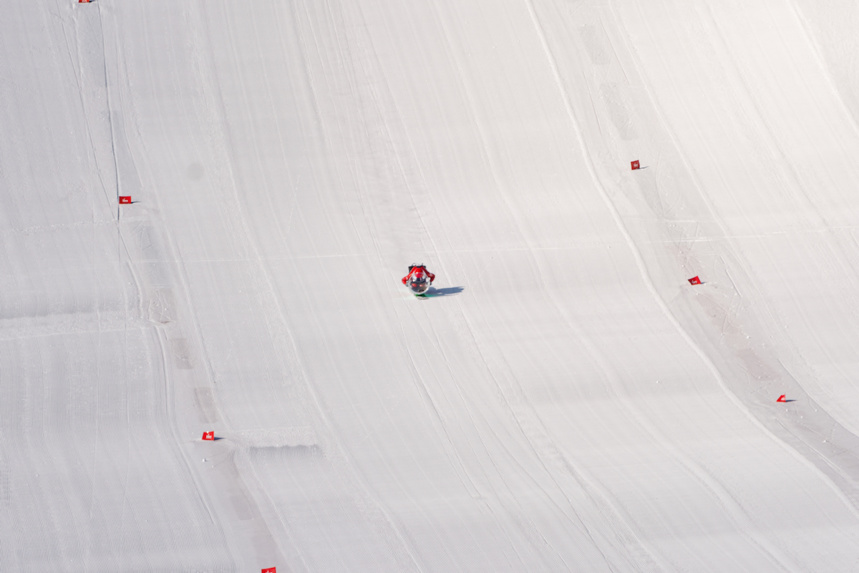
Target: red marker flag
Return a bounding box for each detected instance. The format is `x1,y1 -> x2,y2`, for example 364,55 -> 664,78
631,160 -> 640,170
688,276 -> 701,285
776,395 -> 787,403
119,196 -> 132,204
262,568 -> 277,573
202,431 -> 215,441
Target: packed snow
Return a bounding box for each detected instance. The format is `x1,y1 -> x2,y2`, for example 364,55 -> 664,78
4,0 -> 859,571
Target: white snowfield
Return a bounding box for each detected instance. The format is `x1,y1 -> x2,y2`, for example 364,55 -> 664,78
4,0 -> 859,571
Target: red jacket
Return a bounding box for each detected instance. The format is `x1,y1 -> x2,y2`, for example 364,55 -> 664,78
402,266 -> 435,285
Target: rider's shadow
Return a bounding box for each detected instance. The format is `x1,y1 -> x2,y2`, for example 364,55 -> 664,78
427,286 -> 464,297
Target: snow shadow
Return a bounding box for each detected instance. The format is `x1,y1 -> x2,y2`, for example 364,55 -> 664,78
426,286 -> 464,297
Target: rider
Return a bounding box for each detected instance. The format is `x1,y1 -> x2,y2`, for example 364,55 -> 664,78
402,264 -> 435,286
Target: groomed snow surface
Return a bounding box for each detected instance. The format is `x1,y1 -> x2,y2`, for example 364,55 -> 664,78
4,0 -> 859,571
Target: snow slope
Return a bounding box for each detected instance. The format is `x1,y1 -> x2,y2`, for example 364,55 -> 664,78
4,0 -> 859,571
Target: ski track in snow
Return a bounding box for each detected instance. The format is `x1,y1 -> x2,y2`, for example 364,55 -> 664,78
5,0 -> 859,571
